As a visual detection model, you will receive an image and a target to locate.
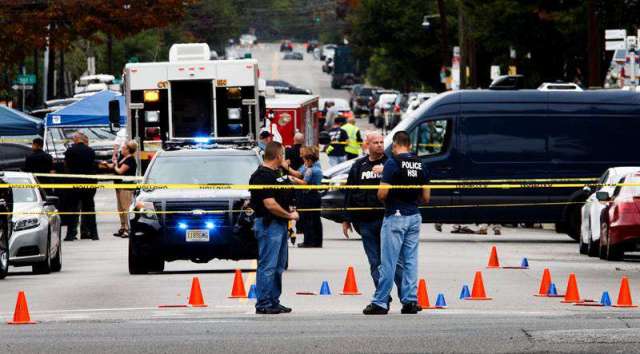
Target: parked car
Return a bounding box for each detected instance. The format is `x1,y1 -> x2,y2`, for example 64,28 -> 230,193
320,44 -> 337,61
538,82 -> 583,91
3,172 -> 61,274
349,85 -> 377,115
596,172 -> 640,260
489,75 -> 525,90
368,89 -> 399,124
580,167 -> 640,257
283,52 -> 304,60
280,40 -> 293,52
0,174 -> 13,279
373,93 -> 399,129
129,148 -> 260,274
322,57 -> 334,74
265,80 -> 312,95
306,40 -> 319,53
388,93 -> 410,129
0,143 -> 31,171
319,98 -> 354,121
405,93 -> 437,116
321,89 -> 640,243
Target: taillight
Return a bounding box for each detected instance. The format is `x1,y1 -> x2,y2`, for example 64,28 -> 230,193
394,104 -> 400,113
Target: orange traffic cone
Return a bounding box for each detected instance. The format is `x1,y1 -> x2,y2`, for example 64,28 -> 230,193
487,246 -> 500,268
188,277 -> 208,307
7,291 -> 37,325
534,268 -> 552,297
614,276 -> 637,308
561,273 -> 582,303
341,266 -> 362,295
465,271 -> 492,300
229,269 -> 247,298
417,279 -> 434,309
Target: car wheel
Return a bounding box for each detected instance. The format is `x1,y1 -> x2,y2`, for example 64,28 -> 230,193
0,220 -> 9,279
129,235 -> 150,275
605,235 -> 623,261
566,207 -> 581,241
33,233 -> 52,274
50,228 -> 62,272
599,223 -> 608,260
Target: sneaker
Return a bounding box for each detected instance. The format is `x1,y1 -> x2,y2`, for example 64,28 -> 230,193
277,304 -> 292,313
256,307 -> 281,315
401,302 -> 422,314
363,303 -> 388,315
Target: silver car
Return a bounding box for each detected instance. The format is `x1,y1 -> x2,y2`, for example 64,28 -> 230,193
4,172 -> 62,274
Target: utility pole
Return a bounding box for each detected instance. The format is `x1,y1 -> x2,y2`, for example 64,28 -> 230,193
587,0 -> 601,88
436,0 -> 450,66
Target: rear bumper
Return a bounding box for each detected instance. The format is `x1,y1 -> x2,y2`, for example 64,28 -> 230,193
609,224 -> 640,250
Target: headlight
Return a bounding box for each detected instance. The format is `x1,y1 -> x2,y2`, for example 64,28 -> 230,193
134,201 -> 157,220
14,217 -> 40,231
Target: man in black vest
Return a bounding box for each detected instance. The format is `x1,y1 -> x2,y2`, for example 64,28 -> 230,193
343,132 -> 402,301
249,142 -> 299,314
363,131 -> 430,315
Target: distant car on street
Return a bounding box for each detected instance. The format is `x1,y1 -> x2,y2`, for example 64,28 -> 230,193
596,172 -> 640,260
349,85 -> 378,115
3,172 -> 61,274
306,40 -> 319,53
405,92 -> 437,116
129,148 -> 261,274
319,98 -> 353,120
280,40 -> 293,52
538,82 -> 583,91
373,93 -> 399,129
320,44 -> 336,61
580,167 -> 640,257
266,80 -> 312,95
283,52 -> 304,60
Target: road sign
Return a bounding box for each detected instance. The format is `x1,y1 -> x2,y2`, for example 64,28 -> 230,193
15,74 -> 36,85
11,84 -> 33,90
606,29 -> 627,40
242,98 -> 257,105
606,41 -> 626,51
130,103 -> 144,110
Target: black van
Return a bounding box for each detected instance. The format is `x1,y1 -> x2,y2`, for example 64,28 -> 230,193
323,90 -> 640,240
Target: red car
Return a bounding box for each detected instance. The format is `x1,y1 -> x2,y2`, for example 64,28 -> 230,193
598,173 -> 640,260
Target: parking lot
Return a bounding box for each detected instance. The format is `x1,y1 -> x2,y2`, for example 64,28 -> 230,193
3,44 -> 640,353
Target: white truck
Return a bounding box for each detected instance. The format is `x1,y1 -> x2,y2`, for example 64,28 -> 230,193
120,43 -> 261,171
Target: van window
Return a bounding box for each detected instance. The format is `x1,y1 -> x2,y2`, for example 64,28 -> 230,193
464,117 -> 547,162
410,119 -> 450,157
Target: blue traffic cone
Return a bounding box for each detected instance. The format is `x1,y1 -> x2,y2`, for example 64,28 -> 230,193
547,282 -> 558,296
600,291 -> 612,307
320,280 -> 332,296
459,285 -> 470,299
435,293 -> 447,308
520,258 -> 529,269
247,284 -> 257,299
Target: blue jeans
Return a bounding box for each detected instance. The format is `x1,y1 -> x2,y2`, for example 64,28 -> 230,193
372,213 -> 422,309
328,155 -> 347,167
254,217 -> 288,310
354,220 -> 402,295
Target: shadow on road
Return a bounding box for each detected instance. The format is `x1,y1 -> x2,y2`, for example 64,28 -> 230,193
157,268 -> 257,275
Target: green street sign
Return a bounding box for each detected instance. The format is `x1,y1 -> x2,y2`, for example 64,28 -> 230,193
15,74 -> 36,85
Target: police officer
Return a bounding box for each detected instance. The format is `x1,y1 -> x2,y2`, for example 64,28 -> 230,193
24,138 -> 54,174
342,132 -> 402,299
342,117 -> 362,160
64,132 -> 99,241
249,141 -> 299,314
363,131 -> 430,315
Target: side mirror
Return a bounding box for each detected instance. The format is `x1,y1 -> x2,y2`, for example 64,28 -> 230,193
596,191 -> 610,202
108,100 -> 121,131
44,195 -> 59,206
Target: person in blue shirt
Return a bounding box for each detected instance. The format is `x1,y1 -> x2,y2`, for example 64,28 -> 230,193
363,131 -> 430,315
284,146 -> 324,247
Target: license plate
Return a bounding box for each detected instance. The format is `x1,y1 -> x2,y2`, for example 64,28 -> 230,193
186,229 -> 209,242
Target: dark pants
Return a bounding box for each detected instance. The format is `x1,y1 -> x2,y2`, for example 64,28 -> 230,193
66,188 -> 98,238
346,152 -> 359,160
255,218 -> 288,310
354,219 -> 402,297
299,191 -> 323,247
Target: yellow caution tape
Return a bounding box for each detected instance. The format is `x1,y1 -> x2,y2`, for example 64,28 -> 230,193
0,201 -> 585,216
0,182 -> 619,190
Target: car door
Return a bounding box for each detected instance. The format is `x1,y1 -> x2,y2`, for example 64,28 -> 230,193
407,116 -> 458,222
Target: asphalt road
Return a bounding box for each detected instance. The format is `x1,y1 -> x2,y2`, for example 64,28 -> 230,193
3,43 -> 640,353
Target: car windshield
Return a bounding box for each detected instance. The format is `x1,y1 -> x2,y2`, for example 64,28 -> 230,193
359,88 -> 373,96
5,177 -> 38,203
146,154 -> 260,185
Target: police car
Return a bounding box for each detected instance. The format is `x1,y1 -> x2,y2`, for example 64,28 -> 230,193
129,144 -> 260,274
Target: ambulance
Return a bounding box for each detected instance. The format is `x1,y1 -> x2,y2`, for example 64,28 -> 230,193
120,43 -> 261,172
